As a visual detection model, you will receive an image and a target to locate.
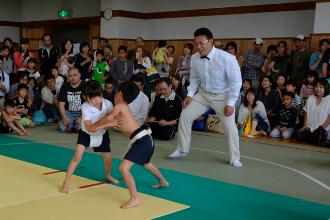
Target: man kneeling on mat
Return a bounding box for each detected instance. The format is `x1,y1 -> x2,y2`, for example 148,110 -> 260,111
87,81 -> 169,209
60,80 -> 119,193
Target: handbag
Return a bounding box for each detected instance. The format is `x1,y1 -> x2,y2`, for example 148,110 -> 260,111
206,114 -> 224,133
32,110 -> 48,126
146,66 -> 160,83
310,126 -> 328,147
242,115 -> 253,137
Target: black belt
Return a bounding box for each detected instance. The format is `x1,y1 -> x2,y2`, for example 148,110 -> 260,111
0,96 -> 4,99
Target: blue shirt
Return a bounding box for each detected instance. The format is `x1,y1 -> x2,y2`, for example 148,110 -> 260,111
188,47 -> 242,106
309,52 -> 322,77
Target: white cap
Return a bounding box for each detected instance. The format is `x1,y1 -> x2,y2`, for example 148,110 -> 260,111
295,34 -> 305,41
254,37 -> 263,45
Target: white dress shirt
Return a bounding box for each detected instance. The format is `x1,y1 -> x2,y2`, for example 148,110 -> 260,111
0,70 -> 10,97
188,47 -> 242,106
129,91 -> 149,125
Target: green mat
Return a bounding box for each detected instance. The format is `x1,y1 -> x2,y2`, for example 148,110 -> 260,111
0,135 -> 329,220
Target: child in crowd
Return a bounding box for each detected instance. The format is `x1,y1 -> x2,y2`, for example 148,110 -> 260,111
286,80 -> 301,109
87,81 -> 169,209
275,74 -> 286,99
12,83 -> 35,128
28,77 -> 41,114
270,92 -> 297,139
103,80 -> 116,104
60,80 -> 119,193
300,72 -> 316,102
235,79 -> 252,121
1,99 -> 30,136
51,67 -> 64,95
153,40 -> 169,77
92,50 -> 110,87
24,58 -> 40,81
111,45 -> 133,86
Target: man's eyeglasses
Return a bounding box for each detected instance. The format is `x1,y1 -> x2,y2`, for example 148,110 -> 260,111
194,39 -> 209,47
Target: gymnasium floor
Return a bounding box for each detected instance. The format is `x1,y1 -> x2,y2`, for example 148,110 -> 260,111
0,125 -> 329,220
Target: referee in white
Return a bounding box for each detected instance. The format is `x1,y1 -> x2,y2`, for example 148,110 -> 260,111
169,27 -> 242,167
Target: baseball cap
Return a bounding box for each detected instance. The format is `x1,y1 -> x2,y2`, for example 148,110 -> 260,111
254,37 -> 263,45
295,34 -> 305,41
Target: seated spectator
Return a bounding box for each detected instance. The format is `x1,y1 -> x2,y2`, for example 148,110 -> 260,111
171,74 -> 187,100
238,88 -> 269,137
300,72 -> 316,104
147,78 -> 182,140
12,83 -> 35,128
259,76 -> 281,126
286,80 -> 301,110
103,80 -> 116,104
235,79 -> 252,121
41,76 -> 60,123
0,57 -> 10,111
192,108 -> 216,131
24,59 -> 40,82
1,99 -> 30,136
270,92 -> 297,139
58,68 -> 85,133
9,72 -> 34,104
28,77 -> 41,114
275,74 -> 286,99
149,78 -> 162,110
130,75 -> 149,126
51,67 -> 64,95
297,78 -> 330,146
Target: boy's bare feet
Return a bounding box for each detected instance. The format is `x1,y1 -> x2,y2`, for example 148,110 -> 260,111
60,183 -> 69,193
120,197 -> 142,209
106,176 -> 120,184
151,180 -> 169,189
16,130 -> 25,136
24,131 -> 31,135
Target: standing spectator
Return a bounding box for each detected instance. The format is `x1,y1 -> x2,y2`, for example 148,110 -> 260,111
269,41 -> 291,81
24,59 -> 40,81
166,45 -> 175,74
58,68 -> 85,132
0,57 -> 10,111
300,72 -> 316,101
92,50 -> 110,87
133,46 -> 152,97
56,39 -> 74,78
152,40 -> 169,78
3,37 -> 14,58
41,76 -> 60,122
103,44 -> 116,68
1,45 -> 13,77
261,45 -> 277,77
38,33 -> 59,77
235,79 -> 252,121
168,28 -> 242,167
127,37 -> 151,61
74,41 -> 93,81
147,78 -> 182,140
177,43 -> 193,87
225,41 -> 243,68
322,48 -> 330,79
242,38 -> 265,89
13,38 -> 35,72
111,45 -> 133,86
290,34 -> 311,89
270,92 -> 297,139
103,80 -> 116,104
310,39 -> 330,78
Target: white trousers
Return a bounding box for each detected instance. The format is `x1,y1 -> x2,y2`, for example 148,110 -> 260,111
176,90 -> 240,164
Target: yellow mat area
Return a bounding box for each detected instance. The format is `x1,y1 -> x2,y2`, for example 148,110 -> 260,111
0,156 -> 189,220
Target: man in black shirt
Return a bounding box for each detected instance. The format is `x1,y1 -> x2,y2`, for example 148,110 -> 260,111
58,68 -> 85,132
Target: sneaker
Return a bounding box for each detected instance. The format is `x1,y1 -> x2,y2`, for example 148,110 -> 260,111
231,160 -> 242,167
168,150 -> 187,159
